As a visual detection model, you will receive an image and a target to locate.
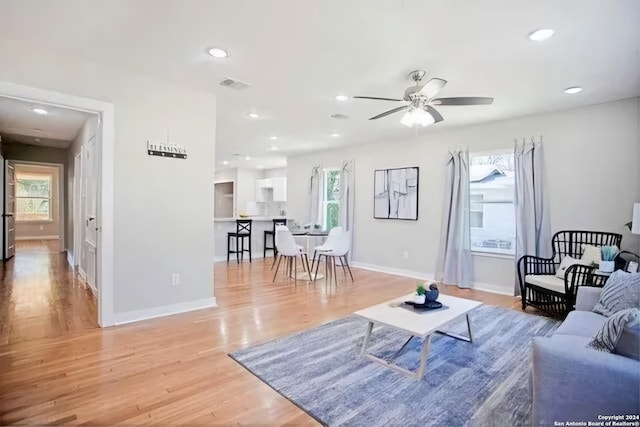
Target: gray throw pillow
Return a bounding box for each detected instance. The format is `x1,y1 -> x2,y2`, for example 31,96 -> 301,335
592,271 -> 640,317
588,308 -> 640,355
615,313 -> 640,360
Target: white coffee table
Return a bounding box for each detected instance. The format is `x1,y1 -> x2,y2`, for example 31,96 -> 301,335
354,293 -> 482,380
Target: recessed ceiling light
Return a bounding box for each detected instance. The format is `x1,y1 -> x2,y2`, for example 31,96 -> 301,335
563,86 -> 583,94
247,112 -> 260,119
31,107 -> 48,115
222,160 -> 229,165
258,165 -> 264,169
269,146 -> 279,151
335,95 -> 349,101
528,29 -> 554,41
269,136 -> 278,140
245,156 -> 251,160
208,47 -> 229,58
330,133 -> 341,137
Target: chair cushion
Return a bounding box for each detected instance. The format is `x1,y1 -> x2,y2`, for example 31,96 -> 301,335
525,275 -> 566,294
593,270 -> 640,317
580,244 -> 602,266
555,256 -> 588,279
554,310 -> 607,338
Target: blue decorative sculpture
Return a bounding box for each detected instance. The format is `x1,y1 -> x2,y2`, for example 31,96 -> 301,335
425,283 -> 439,302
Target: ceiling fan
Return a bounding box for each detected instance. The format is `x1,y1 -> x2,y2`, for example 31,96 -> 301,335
354,70 -> 494,127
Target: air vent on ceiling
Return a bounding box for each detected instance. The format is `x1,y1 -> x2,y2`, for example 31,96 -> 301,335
330,113 -> 350,120
220,77 -> 251,91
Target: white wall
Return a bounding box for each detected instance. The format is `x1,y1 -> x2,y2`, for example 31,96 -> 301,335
236,168 -> 263,215
263,167 -> 287,179
0,38 -> 216,315
287,98 -> 640,294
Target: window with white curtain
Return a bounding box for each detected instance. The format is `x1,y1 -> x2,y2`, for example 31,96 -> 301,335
16,172 -> 53,222
321,168 -> 340,230
469,151 -> 515,256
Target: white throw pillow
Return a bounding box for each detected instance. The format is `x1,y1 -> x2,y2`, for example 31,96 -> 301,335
581,244 -> 602,266
555,256 -> 587,279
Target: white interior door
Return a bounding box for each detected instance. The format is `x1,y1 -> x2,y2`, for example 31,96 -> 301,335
73,152 -> 82,267
82,136 -> 98,291
0,155 -> 4,262
4,161 -> 15,260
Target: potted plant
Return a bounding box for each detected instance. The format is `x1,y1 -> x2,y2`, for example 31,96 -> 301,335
414,284 -> 427,304
600,246 -> 619,273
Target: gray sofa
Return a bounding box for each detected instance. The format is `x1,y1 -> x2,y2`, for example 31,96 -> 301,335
532,286 -> 640,425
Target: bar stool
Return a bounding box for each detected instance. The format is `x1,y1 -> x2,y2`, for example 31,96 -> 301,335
264,218 -> 287,258
227,219 -> 252,263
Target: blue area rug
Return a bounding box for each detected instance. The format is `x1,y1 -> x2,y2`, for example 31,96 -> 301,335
229,305 -> 559,427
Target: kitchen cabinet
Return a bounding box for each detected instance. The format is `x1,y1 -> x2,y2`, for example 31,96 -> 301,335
272,177 -> 287,202
255,177 -> 286,202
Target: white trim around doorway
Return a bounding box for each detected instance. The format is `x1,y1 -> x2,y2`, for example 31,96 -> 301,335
0,80 -> 115,327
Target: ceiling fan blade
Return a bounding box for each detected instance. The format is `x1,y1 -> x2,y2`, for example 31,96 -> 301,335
425,105 -> 444,123
369,105 -> 408,120
431,97 -> 494,106
353,96 -> 403,102
418,78 -> 447,99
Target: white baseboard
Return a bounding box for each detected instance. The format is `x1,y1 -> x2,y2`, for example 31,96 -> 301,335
350,261 -> 514,296
114,297 -> 217,326
85,282 -> 98,300
214,252 -> 269,263
472,282 -> 515,296
15,235 -> 60,241
66,250 -> 74,268
351,261 -> 435,282
78,267 -> 87,281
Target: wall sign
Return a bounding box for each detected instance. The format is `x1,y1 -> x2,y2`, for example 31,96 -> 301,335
147,141 -> 187,159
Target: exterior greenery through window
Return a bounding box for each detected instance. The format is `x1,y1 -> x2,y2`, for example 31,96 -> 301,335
16,173 -> 52,221
469,151 -> 515,256
322,169 -> 340,230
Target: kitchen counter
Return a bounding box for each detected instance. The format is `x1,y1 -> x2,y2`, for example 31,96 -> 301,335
214,217 -> 287,262
214,216 -> 286,222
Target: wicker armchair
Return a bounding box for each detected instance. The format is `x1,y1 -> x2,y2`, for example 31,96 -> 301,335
517,230 -> 623,317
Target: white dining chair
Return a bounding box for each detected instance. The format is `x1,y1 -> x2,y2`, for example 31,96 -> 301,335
310,226 -> 343,272
314,230 -> 354,285
273,225 -> 312,283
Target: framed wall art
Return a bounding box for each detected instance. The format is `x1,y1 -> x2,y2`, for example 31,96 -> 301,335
373,167 -> 419,220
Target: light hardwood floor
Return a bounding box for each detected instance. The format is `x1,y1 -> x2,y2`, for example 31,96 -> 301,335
0,247 -> 521,425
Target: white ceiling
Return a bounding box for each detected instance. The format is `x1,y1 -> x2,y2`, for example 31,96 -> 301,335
0,96 -> 95,148
0,0 -> 638,168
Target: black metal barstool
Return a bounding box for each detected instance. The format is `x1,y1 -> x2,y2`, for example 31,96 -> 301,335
264,218 -> 287,258
227,219 -> 252,263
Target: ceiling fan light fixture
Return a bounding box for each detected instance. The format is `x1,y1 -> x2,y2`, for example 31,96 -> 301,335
401,108 -> 435,128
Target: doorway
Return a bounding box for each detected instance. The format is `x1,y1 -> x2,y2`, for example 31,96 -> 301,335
0,81 -> 114,327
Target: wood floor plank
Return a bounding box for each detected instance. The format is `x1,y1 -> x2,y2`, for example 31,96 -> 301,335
0,241 -> 526,425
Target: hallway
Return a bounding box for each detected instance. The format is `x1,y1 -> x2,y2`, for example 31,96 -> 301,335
0,240 -> 97,345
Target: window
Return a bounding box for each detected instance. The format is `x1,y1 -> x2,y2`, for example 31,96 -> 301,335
470,194 -> 484,228
321,169 -> 340,230
16,172 -> 53,222
469,151 -> 515,256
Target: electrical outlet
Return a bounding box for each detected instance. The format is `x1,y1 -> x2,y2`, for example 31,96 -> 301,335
39,225 -> 44,231
402,251 -> 409,260
171,273 -> 180,287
